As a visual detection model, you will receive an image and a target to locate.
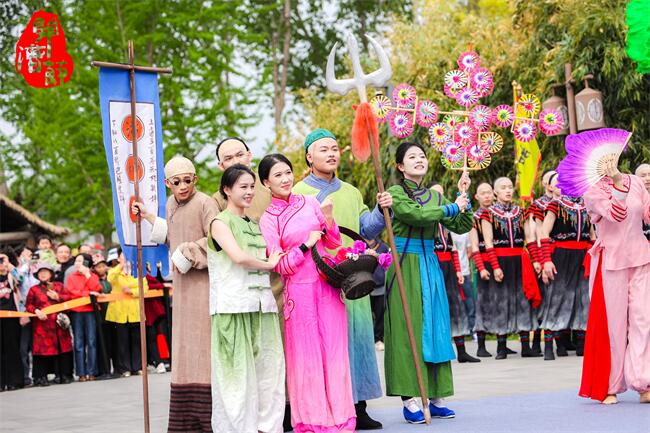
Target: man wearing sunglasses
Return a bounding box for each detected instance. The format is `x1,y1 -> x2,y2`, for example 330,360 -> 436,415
133,156 -> 218,433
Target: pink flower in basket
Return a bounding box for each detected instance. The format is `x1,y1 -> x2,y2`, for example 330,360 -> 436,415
378,253 -> 393,270
352,240 -> 367,254
334,249 -> 350,264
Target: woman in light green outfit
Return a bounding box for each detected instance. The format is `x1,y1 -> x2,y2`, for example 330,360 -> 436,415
208,164 -> 285,433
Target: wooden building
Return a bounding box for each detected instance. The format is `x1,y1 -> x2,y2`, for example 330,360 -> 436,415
0,193 -> 70,247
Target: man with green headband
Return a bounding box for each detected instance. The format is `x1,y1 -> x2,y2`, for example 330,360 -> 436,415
293,128 -> 392,430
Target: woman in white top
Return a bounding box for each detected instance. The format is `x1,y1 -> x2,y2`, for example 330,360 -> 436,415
208,164 -> 284,433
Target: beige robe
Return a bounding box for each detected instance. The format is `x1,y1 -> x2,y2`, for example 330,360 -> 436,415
164,191 -> 218,385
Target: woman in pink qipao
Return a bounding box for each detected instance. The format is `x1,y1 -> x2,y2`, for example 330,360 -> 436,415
580,159 -> 650,405
258,154 -> 356,433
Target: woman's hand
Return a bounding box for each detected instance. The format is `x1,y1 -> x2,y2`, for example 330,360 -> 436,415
454,194 -> 469,211
457,171 -> 471,192
267,247 -> 285,268
493,268 -> 504,282
603,156 -> 624,187
35,309 -> 47,321
122,287 -> 133,296
376,191 -> 393,209
46,290 -> 59,301
479,269 -> 491,280
456,272 -> 464,285
305,231 -> 323,248
542,261 -> 557,284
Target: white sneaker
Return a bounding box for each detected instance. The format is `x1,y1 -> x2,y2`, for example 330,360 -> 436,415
375,341 -> 385,351
147,365 -> 156,373
156,363 -> 166,374
121,371 -> 131,378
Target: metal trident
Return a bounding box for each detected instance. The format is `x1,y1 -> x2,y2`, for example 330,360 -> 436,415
326,33 -> 392,103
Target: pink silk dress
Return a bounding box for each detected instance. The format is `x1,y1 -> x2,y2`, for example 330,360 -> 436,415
260,194 -> 356,433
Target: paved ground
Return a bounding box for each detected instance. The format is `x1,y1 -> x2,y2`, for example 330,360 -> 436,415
2,340 -> 649,432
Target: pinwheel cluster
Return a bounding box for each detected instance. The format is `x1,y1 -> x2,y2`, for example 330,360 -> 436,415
369,51 -> 563,170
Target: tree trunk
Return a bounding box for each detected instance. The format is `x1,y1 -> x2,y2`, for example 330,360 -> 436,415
273,0 -> 291,143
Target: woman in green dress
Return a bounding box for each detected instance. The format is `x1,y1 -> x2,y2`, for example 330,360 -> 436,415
384,141 -> 473,424
208,164 -> 285,433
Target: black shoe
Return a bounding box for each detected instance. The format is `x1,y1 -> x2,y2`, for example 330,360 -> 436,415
576,339 -> 585,357
521,342 -> 543,357
355,401 -> 383,430
544,342 -> 555,360
476,335 -> 492,357
495,340 -> 508,360
555,340 -> 568,357
37,378 -> 50,387
532,330 -> 542,354
458,351 -> 481,363
505,347 -> 517,355
61,376 -> 73,384
53,376 -> 61,384
561,332 -> 577,351
283,403 -> 293,432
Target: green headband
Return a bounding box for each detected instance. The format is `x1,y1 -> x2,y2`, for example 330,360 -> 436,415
304,128 -> 336,150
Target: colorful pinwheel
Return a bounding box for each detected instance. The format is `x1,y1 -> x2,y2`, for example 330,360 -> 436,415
369,94 -> 391,123
388,111 -> 414,138
538,108 -> 564,135
493,105 -> 515,128
415,100 -> 439,128
392,83 -> 417,108
513,120 -> 537,143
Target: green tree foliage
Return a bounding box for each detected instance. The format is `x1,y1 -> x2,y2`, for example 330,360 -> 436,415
0,0 -> 411,241
512,0 -> 650,173
299,0 -> 649,205
0,0 -> 269,240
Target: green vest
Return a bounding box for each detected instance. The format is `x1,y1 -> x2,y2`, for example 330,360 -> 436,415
208,209 -> 274,314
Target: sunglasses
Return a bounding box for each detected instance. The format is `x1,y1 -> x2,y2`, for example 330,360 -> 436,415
170,177 -> 195,186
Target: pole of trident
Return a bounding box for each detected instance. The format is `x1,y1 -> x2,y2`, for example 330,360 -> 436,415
92,40 -> 172,433
326,33 -> 432,423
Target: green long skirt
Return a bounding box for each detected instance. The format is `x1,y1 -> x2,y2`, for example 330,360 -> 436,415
384,252 -> 454,398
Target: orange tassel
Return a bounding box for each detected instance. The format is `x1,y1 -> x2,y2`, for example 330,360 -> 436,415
351,102 -> 379,162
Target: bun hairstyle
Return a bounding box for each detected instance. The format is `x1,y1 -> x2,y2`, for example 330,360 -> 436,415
219,164 -> 256,200
258,153 -> 293,183
395,141 -> 427,202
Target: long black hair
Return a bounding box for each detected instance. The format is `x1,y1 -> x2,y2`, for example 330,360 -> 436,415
258,153 -> 293,183
219,164 -> 256,200
395,141 -> 427,202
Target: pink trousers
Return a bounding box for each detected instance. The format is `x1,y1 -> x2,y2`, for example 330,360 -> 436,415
596,260 -> 650,394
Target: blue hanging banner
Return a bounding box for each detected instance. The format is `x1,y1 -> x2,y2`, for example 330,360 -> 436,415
98,68 -> 169,275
